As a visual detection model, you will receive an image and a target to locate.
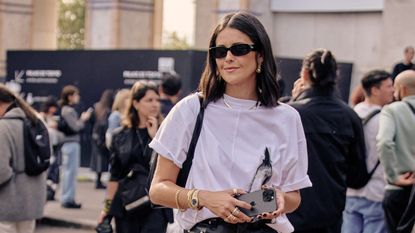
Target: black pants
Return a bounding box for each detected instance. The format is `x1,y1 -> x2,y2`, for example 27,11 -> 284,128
293,219 -> 342,233
397,185 -> 415,233
115,209 -> 168,233
383,187 -> 412,233
184,218 -> 275,233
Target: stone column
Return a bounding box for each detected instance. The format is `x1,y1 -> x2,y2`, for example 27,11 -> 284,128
0,0 -> 33,77
194,0 -> 218,50
380,0 -> 415,69
32,0 -> 58,49
194,0 -> 251,50
85,0 -> 161,49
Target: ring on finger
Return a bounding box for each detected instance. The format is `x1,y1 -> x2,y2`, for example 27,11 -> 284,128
231,215 -> 238,222
231,207 -> 239,215
226,213 -> 233,220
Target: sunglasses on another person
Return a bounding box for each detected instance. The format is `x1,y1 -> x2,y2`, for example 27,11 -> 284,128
209,44 -> 257,59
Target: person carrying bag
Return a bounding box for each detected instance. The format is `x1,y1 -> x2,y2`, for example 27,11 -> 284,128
97,81 -> 173,233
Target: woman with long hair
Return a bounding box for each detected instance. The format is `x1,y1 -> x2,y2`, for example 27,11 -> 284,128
98,81 -> 173,233
148,12 -> 311,233
90,89 -> 114,189
0,84 -> 46,233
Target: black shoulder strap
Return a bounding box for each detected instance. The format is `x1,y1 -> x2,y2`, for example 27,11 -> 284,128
405,101 -> 415,115
176,95 -> 205,187
362,109 -> 381,126
360,109 -> 381,180
147,95 -> 205,194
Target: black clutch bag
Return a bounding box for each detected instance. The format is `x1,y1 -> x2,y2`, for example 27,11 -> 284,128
96,217 -> 113,233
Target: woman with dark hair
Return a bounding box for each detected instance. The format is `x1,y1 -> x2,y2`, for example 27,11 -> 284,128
90,89 -> 114,189
149,12 -> 311,232
59,85 -> 91,209
287,49 -> 367,233
97,81 -> 173,233
0,84 -> 46,233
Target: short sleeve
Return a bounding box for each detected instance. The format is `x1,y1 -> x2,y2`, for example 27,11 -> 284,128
149,94 -> 200,168
278,110 -> 312,192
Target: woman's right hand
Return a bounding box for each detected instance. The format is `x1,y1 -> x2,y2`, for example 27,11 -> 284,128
97,211 -> 107,224
199,189 -> 253,224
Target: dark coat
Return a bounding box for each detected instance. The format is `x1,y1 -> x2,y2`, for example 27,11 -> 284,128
287,87 -> 367,231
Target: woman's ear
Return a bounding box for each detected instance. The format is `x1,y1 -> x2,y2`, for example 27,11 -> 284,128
257,53 -> 264,66
301,68 -> 309,83
132,100 -> 139,110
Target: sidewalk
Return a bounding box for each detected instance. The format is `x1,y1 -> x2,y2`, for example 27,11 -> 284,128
41,168 -> 107,230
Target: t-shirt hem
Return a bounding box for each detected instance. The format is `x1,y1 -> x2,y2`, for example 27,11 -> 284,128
280,176 -> 312,192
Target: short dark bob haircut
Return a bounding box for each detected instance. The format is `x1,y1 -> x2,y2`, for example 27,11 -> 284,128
198,12 -> 280,107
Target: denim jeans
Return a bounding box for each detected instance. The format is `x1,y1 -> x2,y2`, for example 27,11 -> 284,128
342,196 -> 387,233
61,142 -> 80,204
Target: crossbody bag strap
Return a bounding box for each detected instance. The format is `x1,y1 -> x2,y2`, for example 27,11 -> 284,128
146,95 -> 205,193
405,101 -> 415,115
176,95 -> 205,187
361,109 -> 381,178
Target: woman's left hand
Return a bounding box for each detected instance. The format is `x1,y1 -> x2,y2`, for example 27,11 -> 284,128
257,186 -> 285,221
146,116 -> 158,138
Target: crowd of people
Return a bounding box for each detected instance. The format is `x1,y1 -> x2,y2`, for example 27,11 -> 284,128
0,11 -> 414,233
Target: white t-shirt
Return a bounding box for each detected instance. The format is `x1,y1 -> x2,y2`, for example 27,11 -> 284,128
347,102 -> 386,202
150,93 -> 312,231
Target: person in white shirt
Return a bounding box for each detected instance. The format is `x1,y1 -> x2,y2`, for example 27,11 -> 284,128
148,12 -> 312,233
342,70 -> 394,233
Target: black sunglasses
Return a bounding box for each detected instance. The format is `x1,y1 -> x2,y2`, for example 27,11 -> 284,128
209,44 -> 256,59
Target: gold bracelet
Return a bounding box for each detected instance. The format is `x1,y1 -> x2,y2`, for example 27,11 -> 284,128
175,189 -> 184,210
102,199 -> 112,214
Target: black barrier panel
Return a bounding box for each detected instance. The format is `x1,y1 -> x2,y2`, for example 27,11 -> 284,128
6,50 -> 208,167
277,57 -> 353,102
6,50 -> 207,109
6,50 -> 352,167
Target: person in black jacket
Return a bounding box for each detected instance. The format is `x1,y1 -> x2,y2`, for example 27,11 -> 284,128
97,81 -> 173,233
391,46 -> 415,80
287,49 -> 367,233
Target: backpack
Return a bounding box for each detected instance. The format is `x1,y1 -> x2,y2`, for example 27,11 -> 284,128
348,109 -> 381,189
0,116 -> 51,176
57,116 -> 78,136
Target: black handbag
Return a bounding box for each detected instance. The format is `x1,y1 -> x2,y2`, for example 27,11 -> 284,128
95,216 -> 113,233
118,163 -> 152,216
146,95 -> 205,207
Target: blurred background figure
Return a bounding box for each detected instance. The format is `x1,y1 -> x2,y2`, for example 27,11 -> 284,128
392,46 -> 415,80
105,89 -> 130,149
40,96 -> 64,201
98,81 -> 172,233
159,73 -> 182,117
377,70 -> 415,233
0,84 -> 46,233
342,70 -> 394,233
349,84 -> 365,107
288,49 -> 367,233
90,89 -> 114,189
59,85 -> 92,209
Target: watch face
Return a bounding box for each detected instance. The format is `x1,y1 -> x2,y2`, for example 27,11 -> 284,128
192,199 -> 197,206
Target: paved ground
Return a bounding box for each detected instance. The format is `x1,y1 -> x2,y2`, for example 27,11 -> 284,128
37,168 -> 106,231
35,225 -> 94,233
